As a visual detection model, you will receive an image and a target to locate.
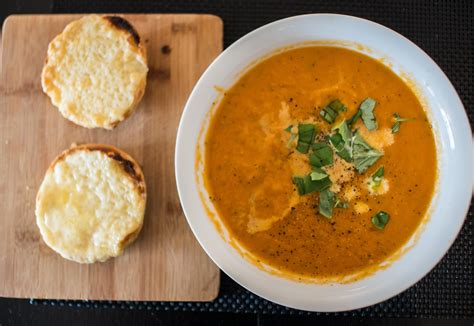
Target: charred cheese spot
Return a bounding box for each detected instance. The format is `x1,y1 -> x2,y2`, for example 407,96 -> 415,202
104,15 -> 141,46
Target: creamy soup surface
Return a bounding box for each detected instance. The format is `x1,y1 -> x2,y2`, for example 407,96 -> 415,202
204,46 -> 437,279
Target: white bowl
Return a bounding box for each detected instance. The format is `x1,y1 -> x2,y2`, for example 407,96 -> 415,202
175,14 -> 473,312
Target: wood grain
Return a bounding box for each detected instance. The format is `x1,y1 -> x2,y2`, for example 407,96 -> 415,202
0,14 -> 222,301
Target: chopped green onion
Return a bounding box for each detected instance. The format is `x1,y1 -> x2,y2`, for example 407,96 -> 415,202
360,98 -> 377,131
284,125 -> 293,133
371,211 -> 390,230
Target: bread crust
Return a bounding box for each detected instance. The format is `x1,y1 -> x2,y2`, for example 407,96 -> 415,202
104,16 -> 141,47
48,143 -> 146,198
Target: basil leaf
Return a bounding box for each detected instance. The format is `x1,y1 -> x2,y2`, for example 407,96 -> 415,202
311,177 -> 332,192
336,148 -> 352,162
391,121 -> 400,134
329,133 -> 345,152
335,199 -> 349,209
292,176 -> 306,195
348,109 -> 362,127
369,165 -> 384,191
360,98 -> 377,131
296,124 -> 316,153
329,99 -> 347,112
319,190 -> 348,218
298,124 -> 316,143
332,119 -> 352,143
352,131 -> 383,173
319,189 -> 336,218
371,211 -> 390,230
372,166 -> 384,183
393,113 -> 411,122
310,167 -> 328,181
320,100 -> 346,124
320,107 -> 338,124
296,142 -> 311,153
391,113 -> 413,134
330,120 -> 353,163
293,175 -> 331,195
309,142 -> 333,168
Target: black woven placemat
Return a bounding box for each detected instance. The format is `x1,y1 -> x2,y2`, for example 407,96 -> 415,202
33,0 -> 473,318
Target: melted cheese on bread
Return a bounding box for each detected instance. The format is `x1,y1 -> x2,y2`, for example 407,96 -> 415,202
35,145 -> 146,263
41,15 -> 148,129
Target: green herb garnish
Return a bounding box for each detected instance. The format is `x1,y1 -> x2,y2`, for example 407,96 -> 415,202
370,166 -> 384,189
360,98 -> 377,131
335,199 -> 349,209
310,167 -> 328,181
391,113 -> 413,134
329,120 -> 353,162
352,131 -> 383,173
330,134 -> 352,162
319,190 -> 349,218
284,125 -> 298,147
319,189 -> 336,218
309,142 -> 333,168
293,174 -> 331,195
329,99 -> 347,112
333,119 -> 352,141
296,124 -> 316,153
329,133 -> 345,152
371,211 -> 390,230
320,100 -> 346,124
348,109 -> 362,127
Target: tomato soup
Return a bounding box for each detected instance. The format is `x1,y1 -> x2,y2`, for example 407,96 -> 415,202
203,46 -> 437,279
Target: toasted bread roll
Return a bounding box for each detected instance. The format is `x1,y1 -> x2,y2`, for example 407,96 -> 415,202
41,15 -> 148,129
35,144 -> 146,263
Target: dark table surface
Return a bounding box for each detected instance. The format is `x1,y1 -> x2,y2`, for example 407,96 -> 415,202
1,1 -> 473,325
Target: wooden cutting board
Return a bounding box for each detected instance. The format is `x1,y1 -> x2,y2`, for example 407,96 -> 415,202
0,14 -> 222,301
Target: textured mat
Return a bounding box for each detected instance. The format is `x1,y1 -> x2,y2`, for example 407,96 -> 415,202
33,0 -> 473,318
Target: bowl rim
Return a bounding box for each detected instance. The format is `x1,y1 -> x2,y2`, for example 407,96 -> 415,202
175,13 -> 473,312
